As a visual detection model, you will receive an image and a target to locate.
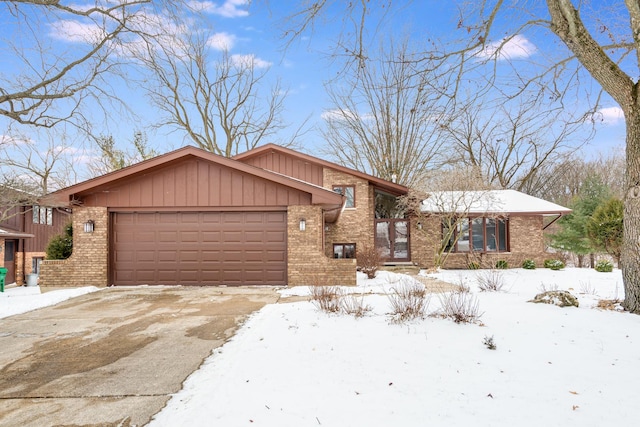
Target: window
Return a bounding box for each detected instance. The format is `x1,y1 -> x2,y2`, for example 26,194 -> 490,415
333,185 -> 355,208
333,243 -> 356,259
443,217 -> 509,253
32,257 -> 44,274
32,206 -> 53,225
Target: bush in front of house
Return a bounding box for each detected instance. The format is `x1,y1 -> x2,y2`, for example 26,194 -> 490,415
387,280 -> 430,323
468,261 -> 480,270
544,259 -> 565,270
358,245 -> 382,279
522,259 -> 536,270
46,223 -> 73,260
495,260 -> 508,269
595,260 -> 614,273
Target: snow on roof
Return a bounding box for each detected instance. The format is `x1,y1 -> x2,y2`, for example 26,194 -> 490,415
420,189 -> 571,216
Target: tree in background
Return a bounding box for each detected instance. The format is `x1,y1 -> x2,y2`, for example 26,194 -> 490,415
588,198 -> 624,267
552,175 -> 611,267
321,39 -> 448,187
89,131 -> 159,176
137,31 -> 297,157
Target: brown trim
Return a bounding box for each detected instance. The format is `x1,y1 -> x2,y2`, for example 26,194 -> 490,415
107,206 -> 288,213
444,217 -> 510,254
233,143 -> 409,196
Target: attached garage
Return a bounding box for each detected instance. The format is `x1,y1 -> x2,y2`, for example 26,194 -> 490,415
111,211 -> 287,286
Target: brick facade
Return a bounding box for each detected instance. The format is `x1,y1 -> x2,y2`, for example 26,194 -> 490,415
322,169 -> 375,258
39,207 -> 108,289
411,215 -> 552,269
287,205 -> 356,286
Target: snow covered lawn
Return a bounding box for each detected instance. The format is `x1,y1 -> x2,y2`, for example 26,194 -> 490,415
1,269 -> 637,426
149,268 -> 639,427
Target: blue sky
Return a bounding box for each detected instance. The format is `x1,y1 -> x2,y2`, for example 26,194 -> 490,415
0,0 -> 628,184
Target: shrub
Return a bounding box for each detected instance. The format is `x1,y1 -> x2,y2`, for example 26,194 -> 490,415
387,280 -> 430,323
544,259 -> 564,270
595,260 -> 613,273
483,335 -> 497,350
340,293 -> 372,318
522,259 -> 536,270
45,223 -> 73,260
435,290 -> 483,324
495,260 -> 508,269
468,261 -> 480,270
358,245 -> 382,279
476,269 -> 506,292
309,286 -> 342,313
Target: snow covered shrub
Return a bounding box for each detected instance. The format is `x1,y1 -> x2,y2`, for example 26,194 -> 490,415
340,293 -> 372,318
476,269 -> 506,292
309,286 -> 342,313
495,260 -> 508,269
544,259 -> 565,270
522,259 -> 536,270
387,280 -> 430,323
595,260 -> 613,272
483,335 -> 497,350
358,245 -> 382,279
436,290 -> 483,324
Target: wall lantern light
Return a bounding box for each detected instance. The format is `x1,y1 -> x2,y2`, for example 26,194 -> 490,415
299,218 -> 306,231
84,220 -> 95,233
416,222 -> 423,230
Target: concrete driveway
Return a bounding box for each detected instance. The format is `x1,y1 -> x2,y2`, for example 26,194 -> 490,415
0,286 -> 280,427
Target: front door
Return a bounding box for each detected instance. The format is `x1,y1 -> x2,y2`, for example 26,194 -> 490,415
4,240 -> 16,284
375,219 -> 410,262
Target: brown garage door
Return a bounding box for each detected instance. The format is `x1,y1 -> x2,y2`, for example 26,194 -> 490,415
111,211 -> 287,286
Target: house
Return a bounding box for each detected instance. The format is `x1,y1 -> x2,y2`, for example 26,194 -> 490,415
0,194 -> 70,286
38,145 -> 570,289
412,189 -> 572,269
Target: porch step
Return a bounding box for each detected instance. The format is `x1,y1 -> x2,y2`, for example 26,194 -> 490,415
380,264 -> 421,275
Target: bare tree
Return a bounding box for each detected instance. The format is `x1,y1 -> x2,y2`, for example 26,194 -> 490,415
321,39 -> 448,187
138,31 -> 296,157
88,131 -> 159,176
0,0 -> 186,128
440,91 -> 588,193
278,0 -> 640,313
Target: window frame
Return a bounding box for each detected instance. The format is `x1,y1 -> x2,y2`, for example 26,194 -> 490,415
442,217 -> 509,253
333,185 -> 356,208
32,205 -> 53,225
333,243 -> 356,259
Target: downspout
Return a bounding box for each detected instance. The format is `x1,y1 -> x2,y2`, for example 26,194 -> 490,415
21,205 -> 26,284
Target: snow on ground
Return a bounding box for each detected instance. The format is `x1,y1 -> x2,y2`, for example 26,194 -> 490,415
149,267 -> 640,427
0,285 -> 99,319
1,269 -> 637,426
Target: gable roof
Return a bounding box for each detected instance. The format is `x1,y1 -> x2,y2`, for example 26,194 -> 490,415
233,143 -> 409,195
49,146 -> 344,208
420,190 -> 572,216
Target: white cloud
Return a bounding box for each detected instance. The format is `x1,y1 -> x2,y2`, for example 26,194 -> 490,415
48,20 -> 106,44
595,106 -> 624,125
476,34 -> 537,60
189,0 -> 249,18
321,109 -> 372,122
230,54 -> 271,69
208,32 -> 236,51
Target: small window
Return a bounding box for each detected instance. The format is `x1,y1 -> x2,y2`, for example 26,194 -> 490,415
32,206 -> 53,225
333,243 -> 356,259
333,185 -> 355,208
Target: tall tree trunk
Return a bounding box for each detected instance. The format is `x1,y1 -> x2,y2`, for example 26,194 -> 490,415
623,110 -> 640,313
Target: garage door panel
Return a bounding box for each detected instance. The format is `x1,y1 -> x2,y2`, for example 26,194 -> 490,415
112,211 -> 286,286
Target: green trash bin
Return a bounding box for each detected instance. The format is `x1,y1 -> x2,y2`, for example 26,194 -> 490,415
0,267 -> 7,293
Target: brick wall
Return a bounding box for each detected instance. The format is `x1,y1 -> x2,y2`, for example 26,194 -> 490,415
322,169 -> 375,257
287,205 -> 356,286
411,214 -> 553,269
39,207 -> 109,289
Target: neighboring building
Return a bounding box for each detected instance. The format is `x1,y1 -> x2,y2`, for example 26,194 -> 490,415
38,145 -> 570,288
0,201 -> 70,286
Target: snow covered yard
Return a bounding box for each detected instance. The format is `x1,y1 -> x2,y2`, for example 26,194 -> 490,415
149,268 -> 639,427
1,269 -> 637,426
